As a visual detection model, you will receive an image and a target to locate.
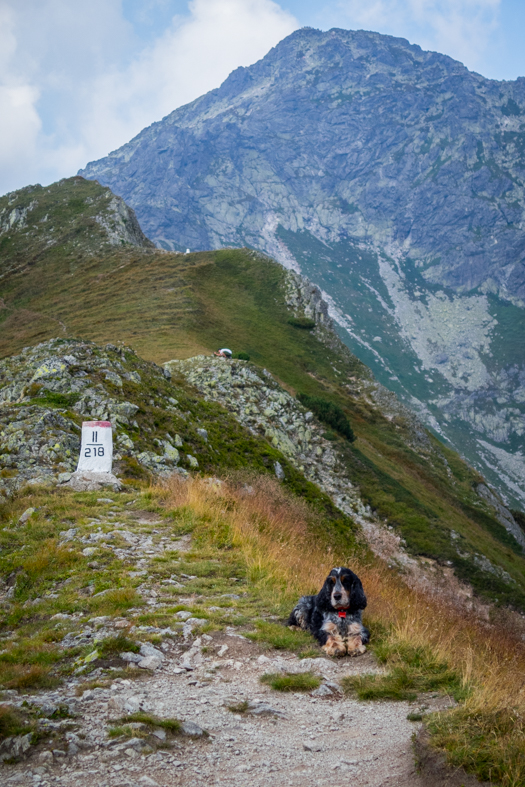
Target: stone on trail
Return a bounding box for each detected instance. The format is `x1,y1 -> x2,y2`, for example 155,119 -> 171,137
303,741 -> 323,752
120,651 -> 142,663
138,655 -> 163,671
311,683 -> 334,697
246,701 -> 285,717
285,657 -> 336,675
274,461 -> 285,480
64,471 -> 122,492
0,733 -> 33,761
181,720 -> 207,737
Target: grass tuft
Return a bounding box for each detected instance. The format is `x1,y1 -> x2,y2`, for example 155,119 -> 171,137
0,705 -> 33,740
342,643 -> 466,702
112,712 -> 182,733
428,704 -> 525,787
228,700 -> 249,714
98,635 -> 139,657
0,664 -> 59,692
260,671 -> 321,692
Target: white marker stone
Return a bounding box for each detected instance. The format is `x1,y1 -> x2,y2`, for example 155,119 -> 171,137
77,421 -> 113,473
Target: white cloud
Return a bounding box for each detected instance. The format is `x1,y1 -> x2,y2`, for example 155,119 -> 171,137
0,5 -> 41,190
0,0 -> 298,195
82,0 -> 298,162
332,0 -> 501,71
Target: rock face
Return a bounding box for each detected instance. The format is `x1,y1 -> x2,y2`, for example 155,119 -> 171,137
79,27 -> 525,509
166,355 -> 361,520
0,339 -> 182,500
0,176 -> 154,262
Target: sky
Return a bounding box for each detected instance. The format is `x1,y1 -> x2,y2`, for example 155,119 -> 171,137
1,0 -> 525,197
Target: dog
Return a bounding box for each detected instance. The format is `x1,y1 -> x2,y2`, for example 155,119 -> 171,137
288,567 -> 369,657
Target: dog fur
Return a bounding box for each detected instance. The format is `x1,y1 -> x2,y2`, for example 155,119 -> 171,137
288,567 -> 369,657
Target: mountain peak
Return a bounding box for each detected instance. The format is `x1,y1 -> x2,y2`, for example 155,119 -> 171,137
77,27 -> 525,510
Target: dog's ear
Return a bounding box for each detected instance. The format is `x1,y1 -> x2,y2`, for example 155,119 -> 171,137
350,576 -> 367,611
316,575 -> 334,608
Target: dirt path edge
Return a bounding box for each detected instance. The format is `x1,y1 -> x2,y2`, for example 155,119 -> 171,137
414,727 -> 492,787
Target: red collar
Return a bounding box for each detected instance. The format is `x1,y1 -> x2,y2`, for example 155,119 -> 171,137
338,610 -> 347,618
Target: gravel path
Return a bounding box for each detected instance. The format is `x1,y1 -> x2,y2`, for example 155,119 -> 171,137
1,504 -> 432,787
3,629 -> 425,787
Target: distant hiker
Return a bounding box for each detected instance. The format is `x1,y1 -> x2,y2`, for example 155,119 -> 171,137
214,348 -> 233,359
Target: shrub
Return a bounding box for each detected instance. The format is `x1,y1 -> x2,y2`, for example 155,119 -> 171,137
235,352 -> 250,361
297,393 -> 355,442
29,390 -> 80,408
287,317 -> 316,330
511,509 -> 525,534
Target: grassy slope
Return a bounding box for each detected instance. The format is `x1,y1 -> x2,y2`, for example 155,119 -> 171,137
1,178 -> 525,610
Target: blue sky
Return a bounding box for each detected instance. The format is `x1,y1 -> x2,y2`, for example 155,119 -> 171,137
1,0 -> 524,196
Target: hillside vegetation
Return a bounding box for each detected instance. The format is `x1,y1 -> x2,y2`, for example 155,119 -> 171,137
1,475 -> 524,785
1,178 -> 524,615
2,178 -> 525,783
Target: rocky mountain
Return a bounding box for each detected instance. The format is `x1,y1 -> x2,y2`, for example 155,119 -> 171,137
78,27 -> 525,510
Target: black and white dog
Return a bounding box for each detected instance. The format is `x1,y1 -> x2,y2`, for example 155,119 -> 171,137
288,567 -> 370,657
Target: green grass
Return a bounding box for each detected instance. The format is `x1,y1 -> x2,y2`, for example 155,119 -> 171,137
427,706 -> 525,787
246,621 -> 318,654
0,704 -> 34,740
260,671 -> 321,692
341,641 -> 467,703
111,712 -> 182,734
227,700 -> 250,714
98,636 -> 139,657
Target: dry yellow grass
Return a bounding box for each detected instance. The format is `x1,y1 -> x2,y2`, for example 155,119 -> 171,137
160,473 -> 525,785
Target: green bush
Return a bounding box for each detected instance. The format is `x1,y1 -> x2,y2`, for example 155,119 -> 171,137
511,509 -> 525,534
287,317 -> 316,330
235,352 -> 250,361
298,393 -> 355,442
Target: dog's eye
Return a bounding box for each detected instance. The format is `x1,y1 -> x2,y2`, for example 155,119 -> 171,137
330,577 -> 336,584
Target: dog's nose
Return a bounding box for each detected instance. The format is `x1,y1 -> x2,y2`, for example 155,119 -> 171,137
333,592 -> 342,601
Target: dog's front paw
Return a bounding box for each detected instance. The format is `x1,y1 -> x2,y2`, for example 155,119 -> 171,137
346,634 -> 367,656
323,635 -> 346,658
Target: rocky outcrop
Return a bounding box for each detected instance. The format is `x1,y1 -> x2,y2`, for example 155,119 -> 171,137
0,339 -> 187,500
78,27 -> 525,511
165,355 -> 363,521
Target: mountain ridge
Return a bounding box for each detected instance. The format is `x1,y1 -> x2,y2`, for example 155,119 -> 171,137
1,177 -> 525,615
